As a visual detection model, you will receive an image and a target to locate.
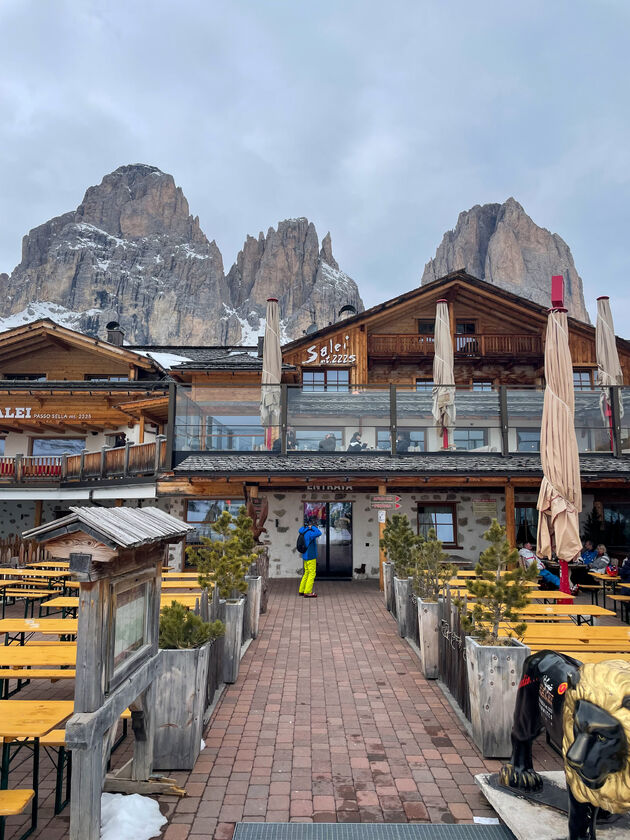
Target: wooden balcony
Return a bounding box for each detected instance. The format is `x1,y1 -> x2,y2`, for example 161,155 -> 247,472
368,333 -> 542,358
0,437 -> 168,485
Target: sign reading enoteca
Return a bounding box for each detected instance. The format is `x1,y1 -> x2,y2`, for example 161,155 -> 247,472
302,335 -> 356,366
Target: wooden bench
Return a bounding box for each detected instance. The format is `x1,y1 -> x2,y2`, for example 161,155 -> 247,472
0,788 -> 35,839
607,594 -> 630,623
577,584 -> 602,605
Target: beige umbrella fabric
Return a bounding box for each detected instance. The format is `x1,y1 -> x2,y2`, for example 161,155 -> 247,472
432,299 -> 456,449
596,296 -> 624,439
260,297 -> 282,450
536,308 -> 582,594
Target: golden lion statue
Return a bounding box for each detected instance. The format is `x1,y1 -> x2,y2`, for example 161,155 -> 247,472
500,651 -> 630,839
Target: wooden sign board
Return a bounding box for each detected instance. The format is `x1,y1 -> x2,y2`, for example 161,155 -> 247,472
472,498 -> 498,517
372,494 -> 401,505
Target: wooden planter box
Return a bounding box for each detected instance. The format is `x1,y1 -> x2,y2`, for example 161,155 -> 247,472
223,597 -> 245,684
418,599 -> 440,679
153,641 -> 212,770
465,636 -> 530,758
393,576 -> 411,638
245,575 -> 262,639
383,562 -> 394,613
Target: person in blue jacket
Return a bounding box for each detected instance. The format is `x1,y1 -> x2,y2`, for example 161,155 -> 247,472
298,518 -> 322,598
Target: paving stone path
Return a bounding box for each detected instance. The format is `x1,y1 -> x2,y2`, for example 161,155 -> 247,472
163,579 -> 562,839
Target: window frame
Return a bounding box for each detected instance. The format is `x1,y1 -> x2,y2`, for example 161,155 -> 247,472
515,503 -> 538,545
472,380 -> 493,392
301,368 -> 350,392
29,437 -> 86,456
415,378 -> 434,392
455,320 -> 477,335
293,427 -> 344,451
184,498 -> 244,543
3,374 -> 47,381
416,502 -> 459,548
417,319 -> 435,335
573,369 -> 595,391
84,374 -> 130,382
376,427 -> 427,452
515,428 -> 541,453
452,427 -> 488,450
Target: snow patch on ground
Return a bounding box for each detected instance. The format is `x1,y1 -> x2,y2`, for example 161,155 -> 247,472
200,738 -> 206,751
100,792 -> 166,840
0,301 -> 103,334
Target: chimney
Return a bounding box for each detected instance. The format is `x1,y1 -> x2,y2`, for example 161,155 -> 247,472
106,321 -> 125,346
338,304 -> 357,321
257,336 -> 264,358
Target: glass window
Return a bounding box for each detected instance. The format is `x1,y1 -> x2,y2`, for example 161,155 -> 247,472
31,438 -> 84,456
0,439 -> 4,456
185,499 -> 243,542
417,504 -> 457,546
602,504 -> 630,546
516,429 -> 540,452
415,378 -> 434,392
294,429 -> 342,451
573,370 -> 593,391
84,374 -> 129,382
417,320 -> 435,335
453,428 -> 488,450
4,374 -> 46,381
456,321 -> 476,334
377,428 -> 426,452
515,505 -> 538,544
302,369 -> 349,392
472,381 -> 493,392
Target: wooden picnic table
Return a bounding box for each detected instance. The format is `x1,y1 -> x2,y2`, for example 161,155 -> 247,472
160,580 -> 203,591
517,604 -> 615,625
39,596 -> 79,617
162,572 -> 199,579
0,569 -> 72,579
160,594 -> 202,609
0,644 -> 76,668
588,571 -> 621,610
26,561 -> 70,570
0,699 -> 75,835
521,624 -> 630,639
0,618 -> 78,645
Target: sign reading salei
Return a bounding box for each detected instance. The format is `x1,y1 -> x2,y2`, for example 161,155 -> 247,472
302,334 -> 356,366
0,406 -> 33,418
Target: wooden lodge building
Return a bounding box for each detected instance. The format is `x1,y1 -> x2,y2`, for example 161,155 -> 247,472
1,270 -> 629,579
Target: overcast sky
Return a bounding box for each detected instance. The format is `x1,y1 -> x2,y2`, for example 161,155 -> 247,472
1,0 -> 629,332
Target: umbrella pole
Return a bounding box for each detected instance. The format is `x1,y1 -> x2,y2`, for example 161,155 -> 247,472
606,401 -> 614,452
558,559 -> 572,604
442,428 -> 448,449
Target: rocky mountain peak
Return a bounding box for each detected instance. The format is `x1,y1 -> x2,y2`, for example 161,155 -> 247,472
421,198 -> 589,322
0,165 -> 363,344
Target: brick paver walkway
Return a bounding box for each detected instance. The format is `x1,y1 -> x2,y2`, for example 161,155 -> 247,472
162,579 -> 562,839
4,578 -> 564,839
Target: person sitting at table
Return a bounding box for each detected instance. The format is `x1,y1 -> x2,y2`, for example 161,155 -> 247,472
319,433 -> 337,451
589,544 -> 610,573
518,541 -> 563,589
396,431 -> 411,453
580,540 -> 598,565
619,556 -> 630,583
347,432 -> 368,452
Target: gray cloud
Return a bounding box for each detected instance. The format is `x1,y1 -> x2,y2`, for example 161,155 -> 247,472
1,0 -> 629,332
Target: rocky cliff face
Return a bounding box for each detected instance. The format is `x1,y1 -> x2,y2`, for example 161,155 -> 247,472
421,198 -> 589,322
0,164 -> 363,344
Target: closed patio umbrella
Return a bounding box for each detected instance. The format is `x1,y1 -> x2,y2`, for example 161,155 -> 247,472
596,295 -> 624,451
260,297 -> 282,450
432,299 -> 456,449
536,307 -> 582,597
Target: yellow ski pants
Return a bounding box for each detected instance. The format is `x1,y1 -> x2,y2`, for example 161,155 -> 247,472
299,558 -> 316,595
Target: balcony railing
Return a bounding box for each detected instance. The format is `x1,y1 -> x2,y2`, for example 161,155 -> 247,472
368,333 -> 542,357
173,383 -> 628,459
0,437 -> 167,484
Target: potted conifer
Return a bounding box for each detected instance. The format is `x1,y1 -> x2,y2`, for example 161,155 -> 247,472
153,601 -> 224,770
188,506 -> 260,683
459,519 -> 537,757
380,513 -> 421,637
412,529 -> 455,679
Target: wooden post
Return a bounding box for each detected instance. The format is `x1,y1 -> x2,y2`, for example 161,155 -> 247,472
138,415 -> 145,444
69,750 -> 102,840
378,483 -> 387,591
34,500 -> 42,528
131,684 -> 155,781
505,482 -> 515,548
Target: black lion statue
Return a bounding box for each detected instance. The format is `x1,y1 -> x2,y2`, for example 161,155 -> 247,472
500,651 -> 630,840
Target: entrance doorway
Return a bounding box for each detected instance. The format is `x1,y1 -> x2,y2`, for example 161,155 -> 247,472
303,502 -> 353,579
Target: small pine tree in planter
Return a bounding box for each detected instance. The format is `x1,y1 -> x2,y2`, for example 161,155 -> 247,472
458,519 -> 538,757
159,601 -> 225,649
154,602 -> 225,771
186,506 -> 260,683
380,513 -> 422,637
412,529 -> 456,678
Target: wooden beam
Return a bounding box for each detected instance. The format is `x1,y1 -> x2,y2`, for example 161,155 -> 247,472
138,415 -> 145,444
505,483 -> 515,548
34,500 -> 43,527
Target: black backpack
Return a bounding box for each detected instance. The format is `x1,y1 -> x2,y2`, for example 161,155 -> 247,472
296,529 -> 309,553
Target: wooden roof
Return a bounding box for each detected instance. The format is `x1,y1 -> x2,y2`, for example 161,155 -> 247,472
0,319 -> 160,371
116,395 -> 170,421
23,506 -> 192,548
280,270 -> 630,355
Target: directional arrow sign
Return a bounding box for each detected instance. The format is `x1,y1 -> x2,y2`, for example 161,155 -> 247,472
371,494 -> 402,510
371,495 -> 401,504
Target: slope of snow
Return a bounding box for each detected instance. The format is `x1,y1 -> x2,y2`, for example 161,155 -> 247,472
100,793 -> 166,840
0,301 -> 103,334
135,350 -> 193,369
